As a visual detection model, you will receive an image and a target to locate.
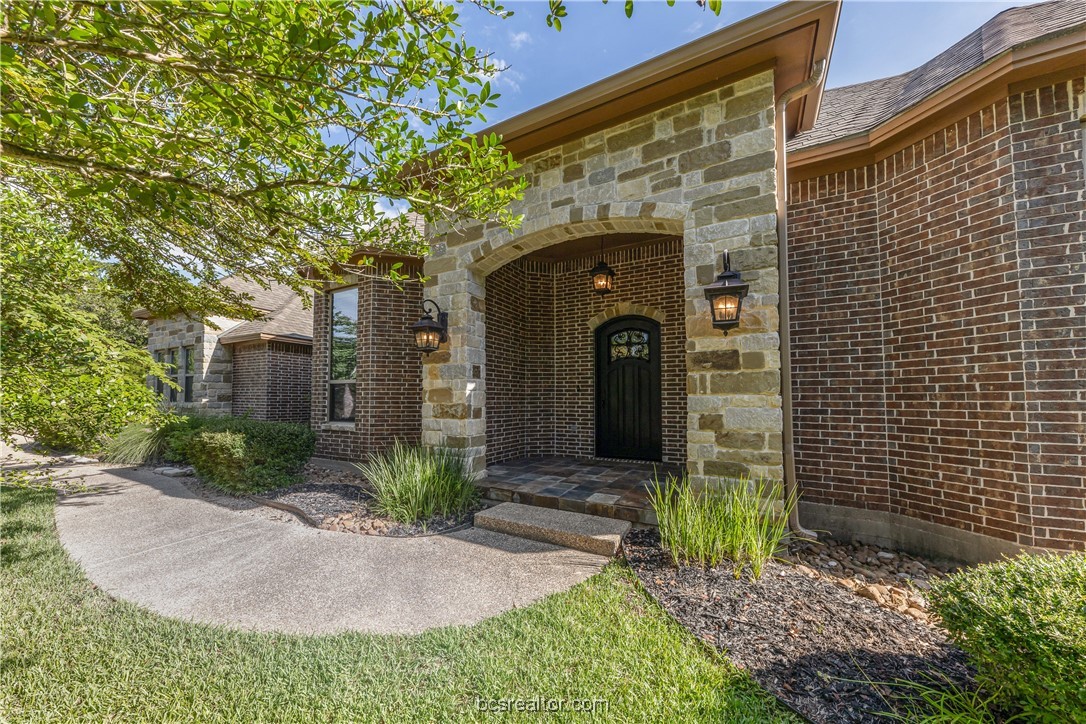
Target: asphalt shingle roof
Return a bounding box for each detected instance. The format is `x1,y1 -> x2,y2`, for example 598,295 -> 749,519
216,275 -> 300,313
790,0 -> 1086,152
217,290 -> 313,345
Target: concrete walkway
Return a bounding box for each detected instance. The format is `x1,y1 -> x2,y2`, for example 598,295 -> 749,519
48,462 -> 607,635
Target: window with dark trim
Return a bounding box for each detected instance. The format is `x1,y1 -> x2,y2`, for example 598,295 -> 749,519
153,350 -> 165,396
328,287 -> 358,421
165,349 -> 178,402
181,346 -> 195,402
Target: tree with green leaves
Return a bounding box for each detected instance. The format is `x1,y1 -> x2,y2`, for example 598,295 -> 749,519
1,188 -> 165,451
544,0 -> 720,30
1,0 -> 525,320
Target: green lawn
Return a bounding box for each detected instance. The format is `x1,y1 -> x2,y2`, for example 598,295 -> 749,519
1,486 -> 794,722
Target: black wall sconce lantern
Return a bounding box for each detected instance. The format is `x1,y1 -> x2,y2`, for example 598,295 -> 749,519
703,250 -> 749,334
409,299 -> 448,355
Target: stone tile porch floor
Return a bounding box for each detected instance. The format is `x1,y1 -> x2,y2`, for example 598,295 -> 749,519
480,457 -> 684,525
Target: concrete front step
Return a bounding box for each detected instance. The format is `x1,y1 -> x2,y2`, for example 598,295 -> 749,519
474,503 -> 631,557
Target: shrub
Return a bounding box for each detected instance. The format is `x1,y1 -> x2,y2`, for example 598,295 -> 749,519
103,412 -> 180,464
356,443 -> 478,524
649,473 -> 796,578
186,430 -> 249,490
161,415 -> 211,463
3,371 -> 160,453
165,416 -> 315,494
930,552 -> 1086,722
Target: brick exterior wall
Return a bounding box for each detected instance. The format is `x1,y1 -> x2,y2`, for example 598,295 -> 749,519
231,341 -> 312,422
266,342 -> 312,423
231,342 -> 269,419
149,314 -> 311,421
788,75 -> 1086,551
311,265 -> 424,461
425,70 -> 783,480
1008,79 -> 1086,549
486,237 -> 687,465
485,259 -> 553,464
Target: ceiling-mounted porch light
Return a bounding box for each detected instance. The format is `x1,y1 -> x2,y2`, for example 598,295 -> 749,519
590,260 -> 615,295
703,250 -> 749,334
589,237 -> 615,296
409,299 -> 448,355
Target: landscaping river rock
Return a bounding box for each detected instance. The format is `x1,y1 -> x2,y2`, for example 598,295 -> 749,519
786,538 -> 960,625
623,529 -> 974,723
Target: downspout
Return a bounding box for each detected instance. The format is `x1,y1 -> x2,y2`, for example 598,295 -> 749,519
776,59 -> 827,540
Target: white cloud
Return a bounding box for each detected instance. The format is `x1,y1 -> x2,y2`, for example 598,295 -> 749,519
374,199 -> 406,218
508,30 -> 532,50
485,57 -> 526,94
685,20 -> 704,35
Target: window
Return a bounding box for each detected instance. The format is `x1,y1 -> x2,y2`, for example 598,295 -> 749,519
610,329 -> 650,362
165,349 -> 178,402
153,351 -> 165,395
329,287 -> 358,421
180,346 -> 195,403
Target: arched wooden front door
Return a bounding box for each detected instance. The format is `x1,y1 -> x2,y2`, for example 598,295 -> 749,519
595,316 -> 662,461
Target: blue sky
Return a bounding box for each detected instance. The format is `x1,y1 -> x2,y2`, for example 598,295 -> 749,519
458,0 -> 1035,124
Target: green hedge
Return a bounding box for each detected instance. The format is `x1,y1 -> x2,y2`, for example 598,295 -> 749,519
165,416 -> 315,494
930,552 -> 1086,722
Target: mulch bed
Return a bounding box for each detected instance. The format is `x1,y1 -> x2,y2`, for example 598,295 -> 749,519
622,529 -> 975,723
258,482 -> 367,521
258,474 -> 482,537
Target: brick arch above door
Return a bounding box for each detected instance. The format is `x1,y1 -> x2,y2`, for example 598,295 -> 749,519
587,302 -> 667,331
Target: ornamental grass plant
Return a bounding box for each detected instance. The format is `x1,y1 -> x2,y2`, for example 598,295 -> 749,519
649,473 -> 796,579
355,442 -> 478,524
103,420 -> 174,465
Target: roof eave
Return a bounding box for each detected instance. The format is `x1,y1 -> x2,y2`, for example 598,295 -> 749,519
485,0 -> 841,160
219,332 -> 313,346
788,26 -> 1085,179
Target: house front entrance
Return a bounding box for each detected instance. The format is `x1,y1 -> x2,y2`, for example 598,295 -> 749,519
482,234 -> 687,469
595,316 -> 662,461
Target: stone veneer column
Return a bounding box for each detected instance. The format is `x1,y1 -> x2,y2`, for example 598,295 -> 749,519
425,70 -> 782,483
420,257 -> 488,474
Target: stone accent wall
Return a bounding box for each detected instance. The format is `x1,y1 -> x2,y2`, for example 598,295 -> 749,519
486,237 -> 686,465
146,315 -> 237,414
788,75 -> 1086,551
425,70 -> 782,480
311,265 -> 424,461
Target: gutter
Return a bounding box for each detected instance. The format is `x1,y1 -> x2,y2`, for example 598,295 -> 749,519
775,58 -> 827,540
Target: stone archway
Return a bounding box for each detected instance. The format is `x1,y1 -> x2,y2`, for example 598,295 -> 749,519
425,206 -> 687,475
468,202 -> 687,277
420,68 -> 785,482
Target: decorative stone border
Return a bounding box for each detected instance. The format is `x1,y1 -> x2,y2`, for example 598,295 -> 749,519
586,302 -> 667,330
247,494 -> 478,538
